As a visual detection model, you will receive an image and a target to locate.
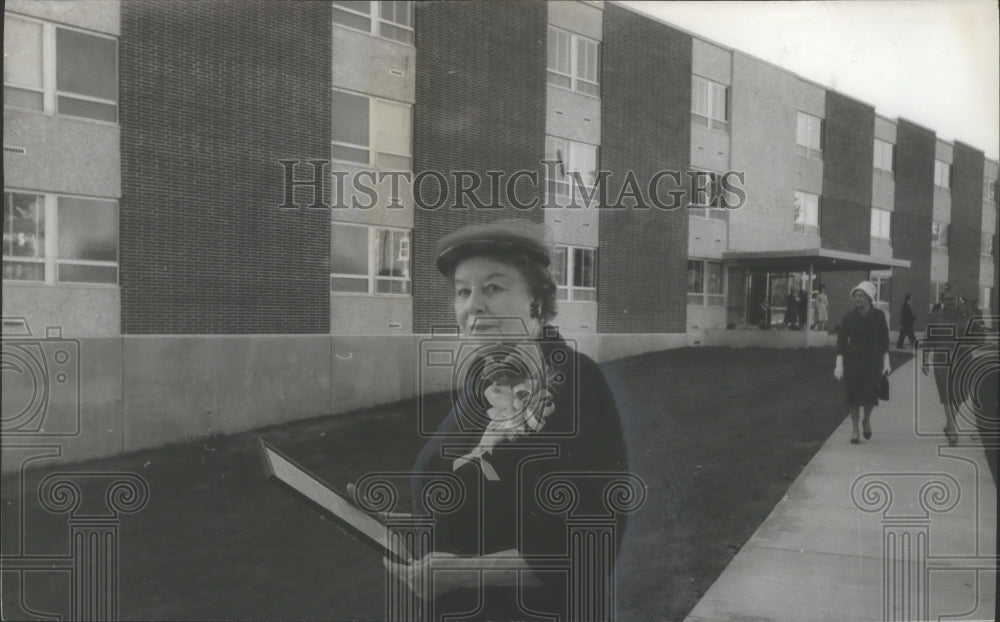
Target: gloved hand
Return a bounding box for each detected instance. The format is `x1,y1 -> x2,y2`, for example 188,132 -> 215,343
834,355 -> 844,381
882,353 -> 892,376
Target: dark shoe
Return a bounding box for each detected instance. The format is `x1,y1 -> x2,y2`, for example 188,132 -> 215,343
851,431 -> 860,444
863,420 -> 872,440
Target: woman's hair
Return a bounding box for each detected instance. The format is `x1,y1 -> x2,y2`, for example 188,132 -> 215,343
445,248 -> 559,324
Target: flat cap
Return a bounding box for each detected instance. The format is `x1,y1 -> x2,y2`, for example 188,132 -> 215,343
436,218 -> 550,275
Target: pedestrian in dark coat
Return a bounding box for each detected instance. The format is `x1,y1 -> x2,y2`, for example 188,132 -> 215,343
896,293 -> 917,349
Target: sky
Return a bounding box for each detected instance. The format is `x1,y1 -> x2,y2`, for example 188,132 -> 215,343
620,0 -> 1000,161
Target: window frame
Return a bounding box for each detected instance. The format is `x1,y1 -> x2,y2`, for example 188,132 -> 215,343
331,1 -> 414,46
934,160 -> 951,190
795,111 -> 823,160
870,207 -> 892,241
330,87 -> 413,171
691,74 -> 729,132
551,244 -> 598,303
687,258 -> 725,306
986,177 -> 997,202
329,221 -> 411,297
3,13 -> 119,125
3,189 -> 119,287
546,25 -> 600,98
931,220 -> 949,250
873,139 -> 894,176
793,190 -> 821,236
545,135 -> 599,207
982,232 -> 996,257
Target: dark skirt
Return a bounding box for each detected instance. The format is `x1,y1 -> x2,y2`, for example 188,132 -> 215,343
844,345 -> 881,407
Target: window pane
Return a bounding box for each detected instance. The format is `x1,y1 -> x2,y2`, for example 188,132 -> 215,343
331,276 -> 369,293
332,7 -> 372,31
547,71 -> 571,88
692,77 -> 708,116
687,260 -> 704,293
4,192 -> 45,258
57,96 -> 117,122
376,279 -> 410,294
332,90 -> 369,147
706,262 -> 723,295
377,153 -> 411,172
552,246 -> 567,286
710,83 -> 727,121
380,1 -> 412,27
3,260 -> 45,281
574,289 -> 596,302
374,100 -> 411,156
548,28 -> 570,74
56,28 -> 117,101
4,87 -> 44,110
577,81 -> 599,97
375,229 -> 409,278
57,263 -> 117,284
332,144 -> 370,164
4,17 -> 43,89
379,22 -> 413,44
331,224 -> 368,275
570,142 -> 598,188
573,248 -> 595,287
57,197 -> 118,261
796,113 -> 809,147
576,38 -> 598,84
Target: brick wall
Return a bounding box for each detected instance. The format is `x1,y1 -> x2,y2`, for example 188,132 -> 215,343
892,119 -> 936,326
821,91 -> 874,255
411,0 -> 547,333
119,0 -> 331,333
949,142 -> 985,307
597,4 -> 690,334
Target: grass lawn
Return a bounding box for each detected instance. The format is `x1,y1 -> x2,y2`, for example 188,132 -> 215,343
1,346 -> 911,621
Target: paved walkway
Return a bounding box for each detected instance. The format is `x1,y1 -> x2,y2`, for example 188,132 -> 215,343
685,358 -> 997,622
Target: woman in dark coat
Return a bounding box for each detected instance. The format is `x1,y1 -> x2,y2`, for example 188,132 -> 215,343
834,281 -> 891,443
388,219 -> 630,621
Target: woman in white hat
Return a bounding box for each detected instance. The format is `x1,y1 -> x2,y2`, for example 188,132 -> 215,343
834,281 -> 891,443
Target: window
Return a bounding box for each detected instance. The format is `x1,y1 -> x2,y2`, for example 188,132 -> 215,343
796,112 -> 823,159
983,232 -> 996,257
873,139 -> 894,174
870,275 -> 891,303
793,191 -> 820,236
3,14 -> 118,122
330,222 -> 411,295
3,191 -> 118,284
331,1 -> 413,44
930,281 -> 946,310
986,177 -> 997,202
931,221 -> 948,249
934,160 -> 950,189
688,170 -> 727,219
331,89 -> 412,170
687,259 -> 724,305
545,136 -> 599,207
691,75 -> 728,131
551,245 -> 596,302
870,208 -> 892,241
547,26 -> 600,97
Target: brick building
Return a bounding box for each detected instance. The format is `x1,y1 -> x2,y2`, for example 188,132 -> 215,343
3,0 -> 997,465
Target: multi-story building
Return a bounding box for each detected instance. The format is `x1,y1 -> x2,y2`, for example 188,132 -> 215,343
3,0 -> 997,466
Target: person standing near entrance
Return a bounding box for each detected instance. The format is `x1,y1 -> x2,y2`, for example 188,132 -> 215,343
814,285 -> 830,331
834,281 -> 891,444
896,293 -> 917,349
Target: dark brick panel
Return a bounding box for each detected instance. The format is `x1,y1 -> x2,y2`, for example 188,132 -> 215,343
821,91 -> 875,254
597,4 -> 690,334
949,142 -> 985,307
120,0 -> 331,333
411,0 -> 548,333
823,271 -> 868,331
891,119 -> 936,324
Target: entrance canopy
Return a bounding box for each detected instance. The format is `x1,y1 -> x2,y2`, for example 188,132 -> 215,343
722,248 -> 911,272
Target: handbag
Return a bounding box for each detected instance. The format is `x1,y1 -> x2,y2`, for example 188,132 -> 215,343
878,375 -> 890,401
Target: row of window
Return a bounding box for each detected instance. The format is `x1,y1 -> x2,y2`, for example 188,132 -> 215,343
687,259 -> 725,306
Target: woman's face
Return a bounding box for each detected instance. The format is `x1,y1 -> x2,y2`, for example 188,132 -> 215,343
453,255 -> 540,339
942,293 -> 959,311
852,290 -> 872,312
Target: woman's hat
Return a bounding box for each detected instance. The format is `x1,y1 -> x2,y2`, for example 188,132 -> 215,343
850,281 -> 877,302
436,219 -> 550,275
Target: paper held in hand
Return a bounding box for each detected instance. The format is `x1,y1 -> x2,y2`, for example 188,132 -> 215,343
258,438 -> 414,564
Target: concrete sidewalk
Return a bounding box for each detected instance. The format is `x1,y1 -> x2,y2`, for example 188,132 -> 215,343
685,359 -> 997,622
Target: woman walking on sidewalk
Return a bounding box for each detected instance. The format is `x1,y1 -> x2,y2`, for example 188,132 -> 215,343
922,284 -> 975,446
834,281 -> 891,444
